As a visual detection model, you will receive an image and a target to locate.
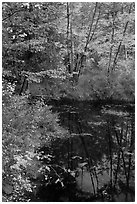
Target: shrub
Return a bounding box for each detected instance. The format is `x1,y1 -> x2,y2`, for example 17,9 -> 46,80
2,81 -> 68,201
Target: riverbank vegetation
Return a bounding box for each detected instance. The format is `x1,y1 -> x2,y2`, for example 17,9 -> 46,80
2,2 -> 135,202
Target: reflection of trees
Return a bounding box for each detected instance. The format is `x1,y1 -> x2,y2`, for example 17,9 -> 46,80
50,102 -> 134,193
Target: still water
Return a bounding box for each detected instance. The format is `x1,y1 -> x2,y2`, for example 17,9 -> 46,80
47,99 -> 135,202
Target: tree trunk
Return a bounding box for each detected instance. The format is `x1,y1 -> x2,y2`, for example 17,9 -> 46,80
108,3 -> 116,74
84,2 -> 98,52
66,2 -> 71,73
70,3 -> 74,73
77,3 -> 99,78
112,3 -> 132,70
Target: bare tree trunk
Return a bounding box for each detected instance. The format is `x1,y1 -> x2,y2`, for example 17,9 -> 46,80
89,5 -> 101,43
112,3 -> 132,70
70,3 -> 74,73
108,3 -> 116,74
77,3 -> 100,78
19,75 -> 28,95
84,2 -> 98,53
66,2 -> 71,73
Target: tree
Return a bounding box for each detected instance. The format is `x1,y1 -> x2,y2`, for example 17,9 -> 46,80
2,2 -> 135,201
2,3 -> 65,74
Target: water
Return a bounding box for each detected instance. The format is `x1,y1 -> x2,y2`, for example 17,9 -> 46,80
46,99 -> 135,202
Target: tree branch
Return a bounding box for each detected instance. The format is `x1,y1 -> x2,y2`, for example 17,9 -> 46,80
2,9 -> 26,22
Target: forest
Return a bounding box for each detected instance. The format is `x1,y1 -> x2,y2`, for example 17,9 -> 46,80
2,2 -> 135,202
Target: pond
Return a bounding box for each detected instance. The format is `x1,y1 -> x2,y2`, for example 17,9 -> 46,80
39,99 -> 135,202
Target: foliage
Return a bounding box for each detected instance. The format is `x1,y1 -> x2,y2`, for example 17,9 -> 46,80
74,68 -> 135,101
2,2 -> 65,74
2,82 -> 68,201
2,2 -> 135,102
2,2 -> 135,202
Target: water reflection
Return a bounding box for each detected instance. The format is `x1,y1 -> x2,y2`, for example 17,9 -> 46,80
48,101 -> 135,201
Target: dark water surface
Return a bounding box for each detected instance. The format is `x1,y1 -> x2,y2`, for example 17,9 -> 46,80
46,99 -> 135,202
